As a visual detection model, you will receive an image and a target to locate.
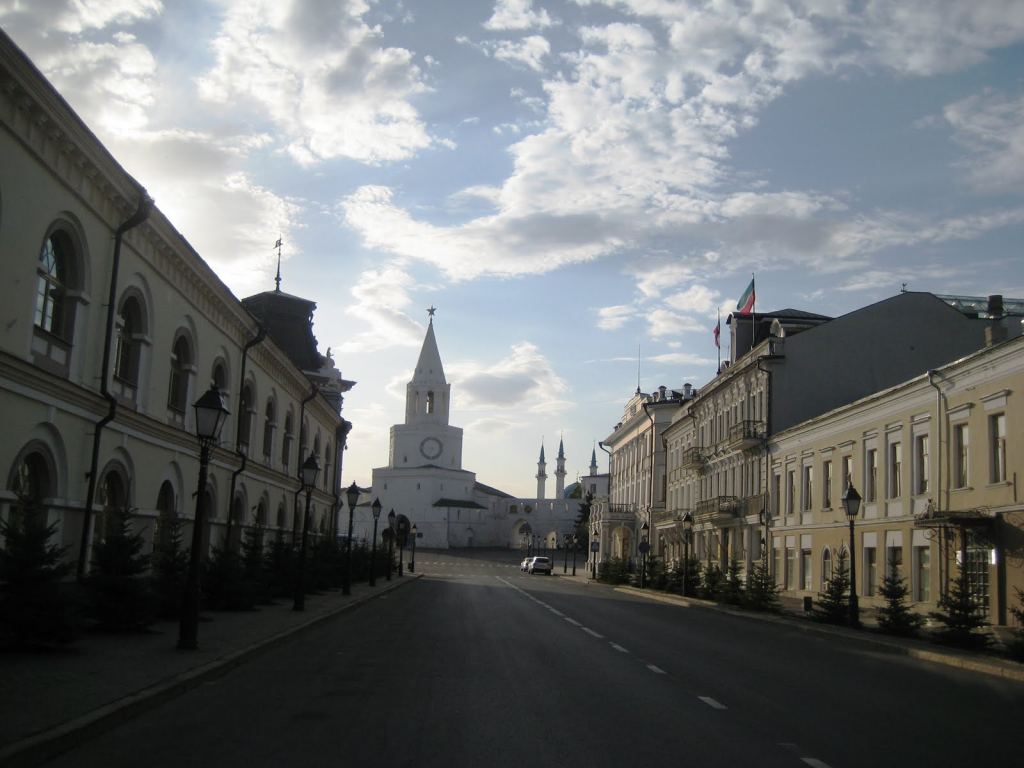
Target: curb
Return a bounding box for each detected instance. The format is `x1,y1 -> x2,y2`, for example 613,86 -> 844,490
613,585 -> 1024,684
0,576 -> 421,768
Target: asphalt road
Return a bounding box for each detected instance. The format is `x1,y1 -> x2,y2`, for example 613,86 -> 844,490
45,549 -> 1024,768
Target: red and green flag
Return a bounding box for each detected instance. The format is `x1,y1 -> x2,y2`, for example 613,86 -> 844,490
736,276 -> 755,316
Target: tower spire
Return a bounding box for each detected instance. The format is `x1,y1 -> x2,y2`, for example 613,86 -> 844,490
273,236 -> 283,292
536,440 -> 547,500
555,434 -> 566,499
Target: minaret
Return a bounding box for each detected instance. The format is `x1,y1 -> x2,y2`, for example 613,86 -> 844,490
554,437 -> 566,499
589,445 -> 598,476
536,443 -> 547,500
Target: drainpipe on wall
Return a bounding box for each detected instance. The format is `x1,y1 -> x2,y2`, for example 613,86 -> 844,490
224,326 -> 267,550
331,419 -> 352,538
77,191 -> 152,581
756,355 -> 776,576
292,382 -> 318,544
927,369 -> 948,600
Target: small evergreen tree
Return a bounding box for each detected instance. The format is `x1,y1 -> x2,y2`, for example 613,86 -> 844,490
700,562 -> 723,600
930,566 -> 991,649
203,544 -> 254,610
265,534 -> 296,598
241,524 -> 272,604
875,554 -> 924,637
680,557 -> 701,597
85,506 -> 156,632
0,498 -> 77,648
722,557 -> 744,605
149,514 -> 189,619
814,552 -> 851,625
744,559 -> 780,612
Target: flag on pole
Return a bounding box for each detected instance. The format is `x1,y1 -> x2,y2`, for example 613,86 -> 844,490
713,315 -> 720,348
736,276 -> 755,316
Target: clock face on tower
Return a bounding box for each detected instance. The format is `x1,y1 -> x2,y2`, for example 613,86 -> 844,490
419,436 -> 443,460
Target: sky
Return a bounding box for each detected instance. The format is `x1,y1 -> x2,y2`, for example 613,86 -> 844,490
3,1 -> 1023,497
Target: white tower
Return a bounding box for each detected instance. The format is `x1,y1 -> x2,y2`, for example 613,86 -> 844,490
554,437 -> 566,499
536,443 -> 547,500
589,446 -> 599,476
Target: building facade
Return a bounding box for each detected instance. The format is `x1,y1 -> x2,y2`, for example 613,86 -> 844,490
769,331 -> 1024,626
0,30 -> 350,573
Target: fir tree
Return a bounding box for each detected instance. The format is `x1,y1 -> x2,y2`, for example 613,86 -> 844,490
875,554 -> 925,637
930,566 -> 991,649
241,524 -> 271,604
700,562 -> 723,600
0,497 -> 77,648
265,534 -> 296,599
203,544 -> 254,610
85,506 -> 156,631
680,557 -> 701,597
149,514 -> 189,619
814,552 -> 851,625
722,557 -> 745,605
744,559 -> 780,612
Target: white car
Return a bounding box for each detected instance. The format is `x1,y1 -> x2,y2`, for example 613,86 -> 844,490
520,557 -> 532,571
527,556 -> 552,575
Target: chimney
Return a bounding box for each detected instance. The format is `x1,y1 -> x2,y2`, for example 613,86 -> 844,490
683,383 -> 693,398
985,294 -> 1008,346
987,294 -> 1004,318
658,385 -> 667,401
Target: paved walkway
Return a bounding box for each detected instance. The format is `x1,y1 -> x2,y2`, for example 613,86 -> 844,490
0,576 -> 417,767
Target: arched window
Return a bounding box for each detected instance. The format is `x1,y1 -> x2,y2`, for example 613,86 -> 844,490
238,382 -> 255,453
154,481 -> 177,553
114,296 -> 144,390
212,360 -> 228,393
32,228 -> 82,375
276,502 -> 286,531
426,391 -> 435,414
97,468 -> 128,544
323,442 -> 332,490
167,334 -> 193,414
822,548 -> 833,589
299,422 -> 308,463
8,451 -> 52,527
262,398 -> 276,460
281,412 -> 294,468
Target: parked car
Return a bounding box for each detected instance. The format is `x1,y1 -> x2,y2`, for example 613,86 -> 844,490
527,556 -> 552,575
520,557 -> 532,571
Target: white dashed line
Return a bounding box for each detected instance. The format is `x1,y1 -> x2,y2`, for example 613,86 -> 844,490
610,643 -> 629,653
581,627 -> 604,639
698,696 -> 727,710
646,664 -> 666,674
548,609 -> 565,617
801,759 -> 832,768
564,617 -> 582,626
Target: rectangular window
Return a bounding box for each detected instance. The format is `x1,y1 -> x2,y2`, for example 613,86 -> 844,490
822,460 -> 833,509
865,449 -> 877,502
864,546 -> 877,597
771,473 -> 781,517
953,424 -> 969,488
888,442 -> 902,499
914,434 -> 929,495
773,545 -> 783,587
913,545 -> 931,602
990,414 -> 1007,484
801,465 -> 813,511
842,455 -> 853,491
801,548 -> 812,590
785,547 -> 796,589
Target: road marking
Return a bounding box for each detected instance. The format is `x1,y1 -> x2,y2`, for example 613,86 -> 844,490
581,627 -> 604,638
698,696 -> 727,710
801,760 -> 832,768
549,608 -> 565,617
610,643 -> 629,653
564,617 -> 582,626
646,664 -> 666,674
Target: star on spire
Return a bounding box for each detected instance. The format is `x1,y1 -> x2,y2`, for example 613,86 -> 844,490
427,305 -> 437,320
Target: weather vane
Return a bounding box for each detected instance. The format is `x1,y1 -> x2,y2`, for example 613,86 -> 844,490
273,236 -> 283,292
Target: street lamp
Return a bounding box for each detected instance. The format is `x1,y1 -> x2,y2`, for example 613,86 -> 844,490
842,483 -> 862,627
387,509 -> 396,581
397,515 -> 406,577
369,498 -> 381,586
293,452 -> 320,611
410,524 -> 418,572
179,385 -> 229,650
639,521 -> 650,589
343,482 -> 360,596
681,512 -> 693,597
571,534 -> 578,576
563,534 -> 570,573
591,531 -> 599,579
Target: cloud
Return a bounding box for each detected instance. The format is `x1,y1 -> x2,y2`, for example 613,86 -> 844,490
196,0 -> 433,165
448,342 -> 570,412
484,0 -> 554,31
597,305 -> 635,330
663,284 -> 720,315
491,35 -> 551,71
337,263 -> 427,354
645,308 -> 707,339
944,89 -> 1024,193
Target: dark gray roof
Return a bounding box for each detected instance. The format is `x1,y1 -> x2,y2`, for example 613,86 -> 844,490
474,480 -> 514,499
433,498 -> 486,509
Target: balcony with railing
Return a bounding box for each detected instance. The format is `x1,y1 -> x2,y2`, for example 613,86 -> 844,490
694,495 -> 739,525
680,446 -> 707,470
727,420 -> 765,451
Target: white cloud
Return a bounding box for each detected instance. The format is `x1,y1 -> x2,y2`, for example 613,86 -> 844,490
945,89 -> 1024,193
484,0 -> 554,31
597,305 -> 635,330
645,308 -> 706,339
491,35 -> 551,71
663,284 -> 719,315
337,263 -> 426,354
196,0 -> 432,165
448,342 -> 570,412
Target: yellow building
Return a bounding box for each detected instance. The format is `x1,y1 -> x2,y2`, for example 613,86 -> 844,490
770,331 -> 1024,626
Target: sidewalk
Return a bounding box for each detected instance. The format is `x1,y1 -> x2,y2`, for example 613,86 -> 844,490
608,582 -> 1024,683
0,576 -> 419,767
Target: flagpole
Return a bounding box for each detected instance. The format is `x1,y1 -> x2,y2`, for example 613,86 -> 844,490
717,307 -> 721,372
750,272 -> 756,351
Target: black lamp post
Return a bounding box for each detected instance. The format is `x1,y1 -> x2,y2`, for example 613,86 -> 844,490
178,385 -> 229,650
397,516 -> 405,577
842,483 -> 862,627
571,534 -> 578,576
410,524 -> 417,572
681,512 -> 693,597
640,521 -> 650,589
591,531 -> 599,579
369,499 -> 381,586
386,509 -> 396,581
343,482 -> 359,596
293,452 -> 320,611
563,534 -> 570,573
